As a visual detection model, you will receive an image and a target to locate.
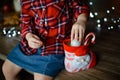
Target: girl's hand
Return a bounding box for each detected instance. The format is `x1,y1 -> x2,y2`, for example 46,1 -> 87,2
25,33 -> 43,49
71,21 -> 86,42
71,13 -> 87,42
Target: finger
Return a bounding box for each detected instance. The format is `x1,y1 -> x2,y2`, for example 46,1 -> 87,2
30,40 -> 43,48
79,29 -> 84,42
31,35 -> 42,44
31,37 -> 40,43
78,31 -> 82,42
33,35 -> 43,45
33,35 -> 40,40
74,28 -> 79,41
31,42 -> 41,48
71,28 -> 75,41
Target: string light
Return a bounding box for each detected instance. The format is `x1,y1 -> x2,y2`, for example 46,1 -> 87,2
17,31 -> 20,34
113,20 -> 117,23
89,2 -> 93,5
90,12 -> 94,18
2,27 -> 20,37
97,24 -> 101,28
88,0 -> 120,31
111,26 -> 114,29
117,20 -> 119,22
96,24 -> 101,32
97,19 -> 101,23
107,10 -> 110,14
104,18 -> 107,22
94,12 -> 98,16
112,6 -> 115,10
108,27 -> 111,30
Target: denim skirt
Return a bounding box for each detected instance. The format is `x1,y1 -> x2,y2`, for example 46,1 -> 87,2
7,43 -> 65,77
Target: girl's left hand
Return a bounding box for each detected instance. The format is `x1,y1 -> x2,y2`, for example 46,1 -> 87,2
71,21 -> 86,42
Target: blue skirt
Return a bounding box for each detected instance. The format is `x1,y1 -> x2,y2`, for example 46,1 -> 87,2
7,43 -> 65,77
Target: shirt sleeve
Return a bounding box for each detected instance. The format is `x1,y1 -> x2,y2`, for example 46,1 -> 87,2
19,0 -> 37,55
69,0 -> 90,21
20,0 -> 34,39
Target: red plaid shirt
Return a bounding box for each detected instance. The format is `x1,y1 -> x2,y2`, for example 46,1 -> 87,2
20,0 -> 90,56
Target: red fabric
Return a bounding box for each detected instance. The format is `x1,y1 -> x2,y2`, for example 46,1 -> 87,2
63,39 -> 90,56
75,46 -> 89,56
88,50 -> 96,68
20,0 -> 90,55
63,39 -> 81,52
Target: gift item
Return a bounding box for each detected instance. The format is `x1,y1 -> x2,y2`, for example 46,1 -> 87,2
63,32 -> 96,73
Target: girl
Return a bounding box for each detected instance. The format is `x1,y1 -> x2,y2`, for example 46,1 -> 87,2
2,0 -> 89,80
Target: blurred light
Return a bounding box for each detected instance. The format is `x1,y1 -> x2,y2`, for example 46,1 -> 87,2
113,20 -> 116,23
12,31 -> 17,37
108,27 -> 111,30
17,31 -> 20,34
7,30 -> 11,34
8,34 -> 12,37
10,27 -> 15,31
97,19 -> 100,23
118,25 -> 120,29
94,12 -> 98,16
107,10 -> 110,14
89,2 -> 93,5
2,27 -> 20,37
112,6 -> 115,10
117,20 -> 119,22
97,24 -> 101,28
12,34 -> 16,37
111,26 -> 113,29
90,12 -> 94,18
104,18 -> 107,22
3,28 -> 7,35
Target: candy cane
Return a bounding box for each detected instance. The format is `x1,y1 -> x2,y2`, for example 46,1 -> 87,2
84,32 -> 95,46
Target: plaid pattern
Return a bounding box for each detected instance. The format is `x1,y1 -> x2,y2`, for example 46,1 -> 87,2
20,0 -> 90,55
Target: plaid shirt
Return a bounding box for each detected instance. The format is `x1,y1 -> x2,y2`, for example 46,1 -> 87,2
20,0 -> 90,56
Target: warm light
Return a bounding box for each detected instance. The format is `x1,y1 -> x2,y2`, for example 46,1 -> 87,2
12,31 -> 17,37
113,20 -> 116,23
117,20 -> 119,22
112,6 -> 115,10
111,26 -> 113,29
97,19 -> 100,23
17,31 -> 20,34
90,12 -> 94,18
108,27 -> 111,30
107,10 -> 110,14
104,18 -> 107,22
8,34 -> 12,37
97,24 -> 101,28
3,28 -> 7,35
94,12 -> 98,16
89,2 -> 93,5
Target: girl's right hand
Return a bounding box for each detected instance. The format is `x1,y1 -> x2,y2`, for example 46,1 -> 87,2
25,33 -> 43,49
